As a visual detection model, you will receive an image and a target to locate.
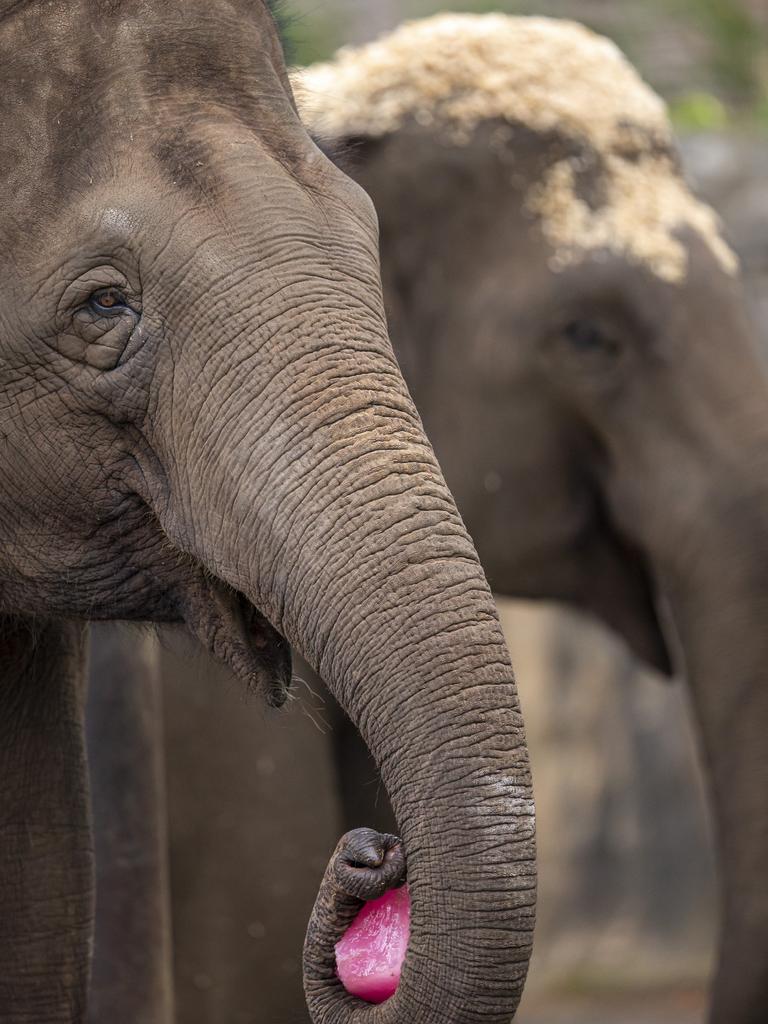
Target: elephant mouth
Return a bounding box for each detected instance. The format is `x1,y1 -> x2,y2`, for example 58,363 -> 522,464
179,572 -> 293,708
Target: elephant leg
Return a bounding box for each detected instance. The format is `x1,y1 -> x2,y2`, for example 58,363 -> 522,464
695,675 -> 768,1024
0,617 -> 93,1024
86,625 -> 175,1023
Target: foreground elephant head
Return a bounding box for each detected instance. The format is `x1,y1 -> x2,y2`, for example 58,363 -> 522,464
0,4 -> 535,1022
296,14 -> 768,1023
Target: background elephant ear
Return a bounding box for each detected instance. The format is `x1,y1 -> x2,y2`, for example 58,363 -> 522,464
574,524 -> 674,678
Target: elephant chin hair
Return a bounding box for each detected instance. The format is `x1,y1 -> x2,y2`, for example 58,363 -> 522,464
178,572 -> 293,708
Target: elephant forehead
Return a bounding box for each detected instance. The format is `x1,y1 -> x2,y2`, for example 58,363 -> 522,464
291,13 -> 670,153
0,1 -> 293,211
525,154 -> 739,285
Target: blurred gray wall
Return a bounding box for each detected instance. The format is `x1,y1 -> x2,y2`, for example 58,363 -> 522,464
341,0 -> 402,43
681,133 -> 768,346
502,601 -> 716,1002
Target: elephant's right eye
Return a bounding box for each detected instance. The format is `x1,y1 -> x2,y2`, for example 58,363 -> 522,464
88,288 -> 132,317
563,319 -> 622,357
52,265 -> 142,369
541,312 -> 632,394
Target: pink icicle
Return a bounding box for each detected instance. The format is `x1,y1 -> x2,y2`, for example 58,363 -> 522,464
335,885 -> 410,1004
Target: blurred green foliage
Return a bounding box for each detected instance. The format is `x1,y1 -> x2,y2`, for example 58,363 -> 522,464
687,0 -> 762,100
688,0 -> 766,128
281,7 -> 344,66
670,91 -> 729,130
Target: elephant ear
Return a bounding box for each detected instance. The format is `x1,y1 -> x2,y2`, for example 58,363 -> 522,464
570,516 -> 674,678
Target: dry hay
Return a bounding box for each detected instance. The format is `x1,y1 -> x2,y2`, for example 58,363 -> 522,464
292,13 -> 738,285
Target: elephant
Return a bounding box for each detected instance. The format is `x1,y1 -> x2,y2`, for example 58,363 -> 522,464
0,4 -> 537,1023
144,14 -> 767,1024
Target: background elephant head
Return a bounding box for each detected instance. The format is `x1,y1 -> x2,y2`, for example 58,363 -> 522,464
295,14 -> 768,1023
0,4 -> 535,1022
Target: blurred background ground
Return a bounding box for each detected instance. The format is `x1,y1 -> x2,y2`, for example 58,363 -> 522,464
276,3 -> 767,1021
517,986 -> 707,1023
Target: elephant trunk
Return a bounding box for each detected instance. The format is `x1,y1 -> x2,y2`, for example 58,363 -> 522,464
282,520 -> 534,1024
296,576 -> 536,1024
225,449 -> 533,1023
653,480 -> 768,1024
303,828 -> 407,1013
152,301 -> 536,1019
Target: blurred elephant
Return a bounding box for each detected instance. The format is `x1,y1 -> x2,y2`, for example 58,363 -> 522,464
93,13 -> 767,1024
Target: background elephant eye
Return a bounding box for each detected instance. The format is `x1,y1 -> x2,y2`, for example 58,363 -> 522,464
564,320 -> 622,356
88,287 -> 130,317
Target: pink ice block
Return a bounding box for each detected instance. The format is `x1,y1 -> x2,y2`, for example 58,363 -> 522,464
335,885 -> 410,1004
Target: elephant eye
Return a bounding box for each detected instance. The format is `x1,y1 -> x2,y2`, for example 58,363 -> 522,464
88,287 -> 131,317
563,319 -> 622,356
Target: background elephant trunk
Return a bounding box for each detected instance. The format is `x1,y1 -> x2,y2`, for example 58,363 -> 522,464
153,312 -> 536,1020
657,497 -> 768,1024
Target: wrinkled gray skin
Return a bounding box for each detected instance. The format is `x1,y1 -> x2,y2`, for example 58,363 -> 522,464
154,119 -> 768,1023
0,4 -> 536,1022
